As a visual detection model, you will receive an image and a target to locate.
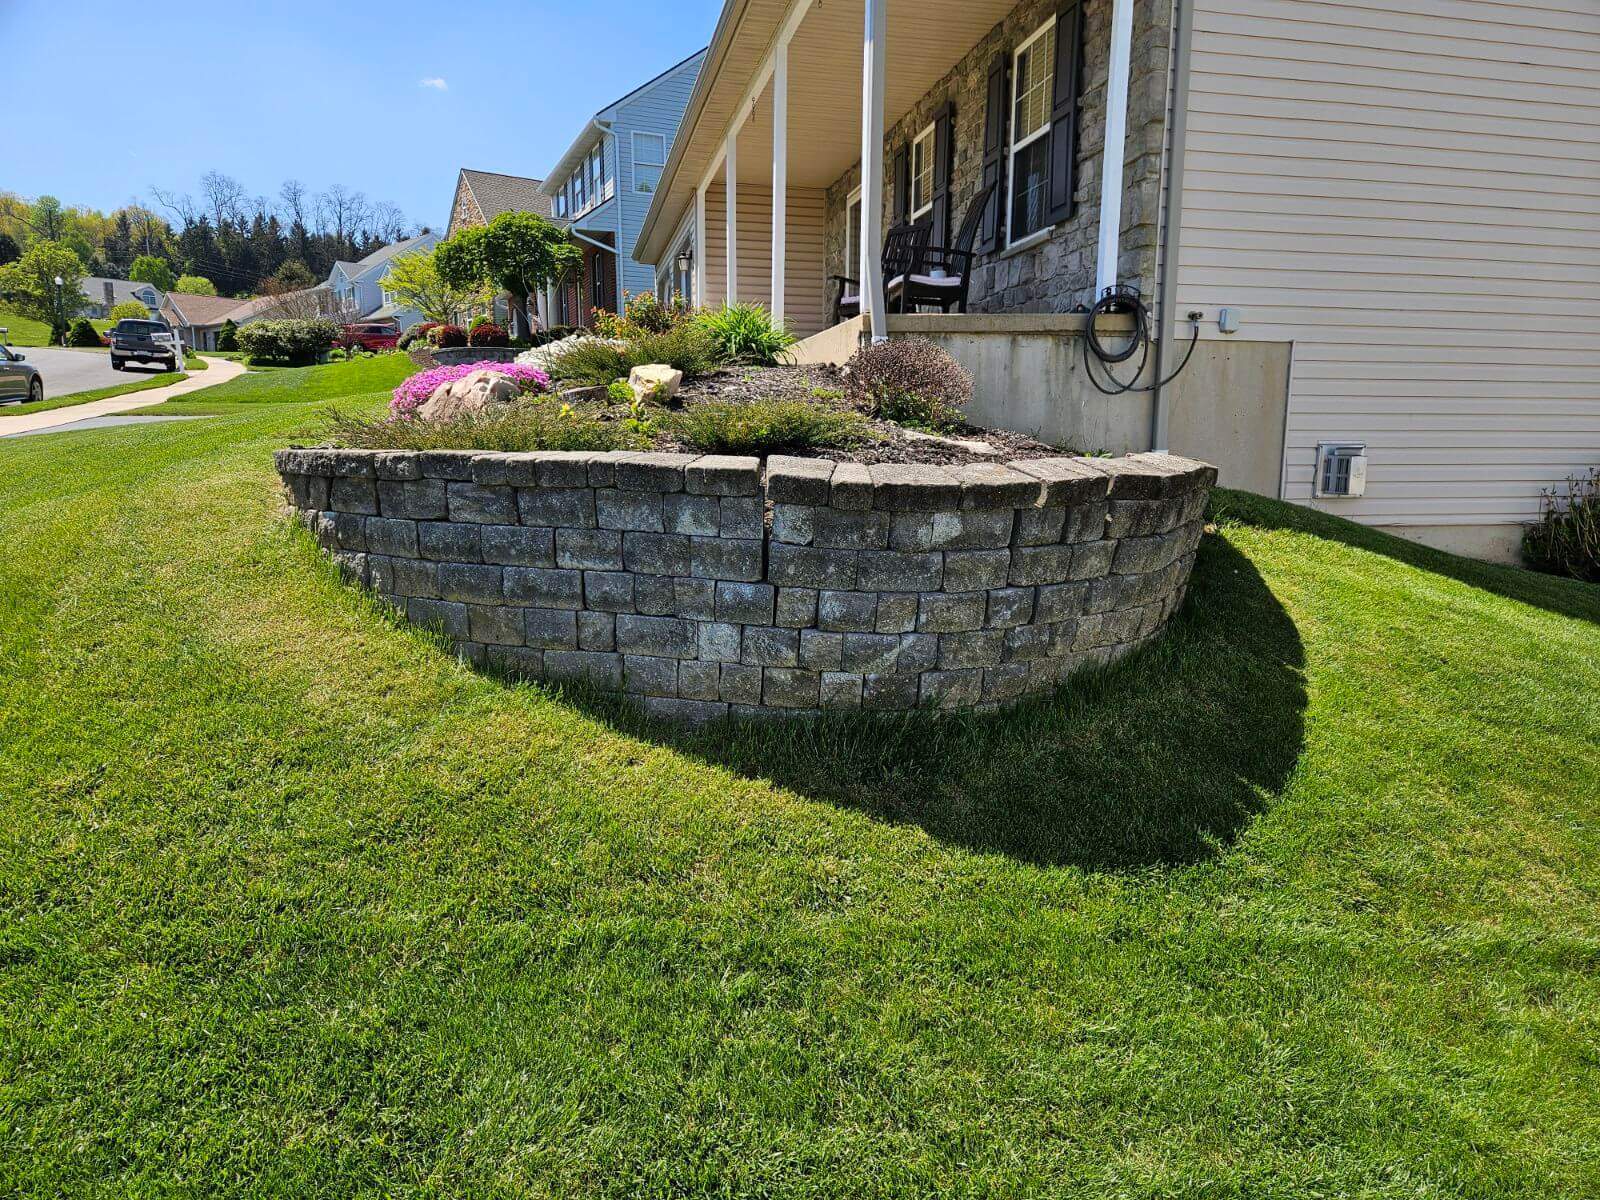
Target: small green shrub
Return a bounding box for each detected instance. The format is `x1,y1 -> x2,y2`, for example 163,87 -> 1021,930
215,318 -> 239,352
693,302 -> 794,366
667,400 -> 873,455
545,325 -> 723,385
66,318 -> 101,347
322,405 -> 644,454
1524,468 -> 1600,582
594,292 -> 691,339
606,380 -> 635,404
845,336 -> 972,429
109,300 -> 150,323
236,319 -> 339,365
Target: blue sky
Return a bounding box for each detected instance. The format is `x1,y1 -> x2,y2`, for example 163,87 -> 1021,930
3,0 -> 722,231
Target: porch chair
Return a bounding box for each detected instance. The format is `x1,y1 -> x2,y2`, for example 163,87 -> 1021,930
829,222 -> 932,326
908,181 -> 997,315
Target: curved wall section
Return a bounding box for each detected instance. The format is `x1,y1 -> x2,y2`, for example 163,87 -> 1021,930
275,447 -> 1215,721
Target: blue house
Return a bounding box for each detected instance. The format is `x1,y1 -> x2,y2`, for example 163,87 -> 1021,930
538,48 -> 706,328
326,233 -> 440,330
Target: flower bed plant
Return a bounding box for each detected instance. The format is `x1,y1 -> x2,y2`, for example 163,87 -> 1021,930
389,361 -> 552,418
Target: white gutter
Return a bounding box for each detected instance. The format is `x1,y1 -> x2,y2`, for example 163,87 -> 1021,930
1094,0 -> 1135,299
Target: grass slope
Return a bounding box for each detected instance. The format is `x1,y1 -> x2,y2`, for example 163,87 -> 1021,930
0,307 -> 111,347
1,359 -> 1597,1197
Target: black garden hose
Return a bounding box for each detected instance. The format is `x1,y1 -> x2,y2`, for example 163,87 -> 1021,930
1081,284 -> 1199,396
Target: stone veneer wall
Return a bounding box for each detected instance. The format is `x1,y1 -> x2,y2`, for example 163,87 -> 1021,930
822,0 -> 1172,315
275,448 -> 1213,722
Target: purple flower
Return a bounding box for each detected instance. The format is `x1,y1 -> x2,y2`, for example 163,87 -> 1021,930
391,361 -> 553,417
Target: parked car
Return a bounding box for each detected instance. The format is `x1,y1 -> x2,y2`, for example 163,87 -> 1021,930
339,322 -> 401,353
109,319 -> 179,371
0,343 -> 43,406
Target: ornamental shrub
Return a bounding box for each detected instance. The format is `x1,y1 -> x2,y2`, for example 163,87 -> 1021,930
468,322 -> 508,347
390,361 -> 552,418
667,400 -> 872,455
66,318 -> 101,347
109,300 -> 150,323
545,324 -> 723,385
326,406 -> 640,453
844,336 -> 973,429
693,302 -> 794,366
430,323 -> 467,348
397,322 -> 438,351
1523,469 -> 1600,583
215,319 -> 239,351
236,319 -> 339,365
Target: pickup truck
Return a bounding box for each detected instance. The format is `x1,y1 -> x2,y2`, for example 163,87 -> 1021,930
109,319 -> 180,371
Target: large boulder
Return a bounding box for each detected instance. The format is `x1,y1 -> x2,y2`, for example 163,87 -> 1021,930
629,363 -> 683,403
417,370 -> 521,422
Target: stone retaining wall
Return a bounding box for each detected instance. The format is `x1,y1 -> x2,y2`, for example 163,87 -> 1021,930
275,448 -> 1214,721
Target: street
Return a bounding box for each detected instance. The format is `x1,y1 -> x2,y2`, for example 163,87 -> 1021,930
0,345 -> 169,404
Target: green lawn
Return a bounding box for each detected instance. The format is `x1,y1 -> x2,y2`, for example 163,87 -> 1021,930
0,307 -> 112,347
1,359 -> 1598,1197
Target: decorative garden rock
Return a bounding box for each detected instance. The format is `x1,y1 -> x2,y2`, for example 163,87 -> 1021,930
417,370 -> 521,422
276,447 -> 1217,722
629,364 -> 683,403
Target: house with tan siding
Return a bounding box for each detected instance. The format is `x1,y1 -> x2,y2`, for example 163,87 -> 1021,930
635,0 -> 1600,562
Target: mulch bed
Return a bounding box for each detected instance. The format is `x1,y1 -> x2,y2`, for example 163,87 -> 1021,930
588,364 -> 1062,467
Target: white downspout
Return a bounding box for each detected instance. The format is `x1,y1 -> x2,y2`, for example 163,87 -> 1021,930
860,0 -> 888,342
1095,0 -> 1135,298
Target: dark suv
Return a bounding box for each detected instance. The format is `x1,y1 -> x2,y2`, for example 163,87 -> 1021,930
110,319 -> 179,371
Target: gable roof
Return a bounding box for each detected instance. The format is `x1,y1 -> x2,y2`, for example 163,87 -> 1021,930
82,277 -> 164,307
162,292 -> 254,328
458,170 -> 553,223
540,49 -> 707,194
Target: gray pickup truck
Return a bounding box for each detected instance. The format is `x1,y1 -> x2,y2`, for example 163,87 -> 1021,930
109,319 -> 180,372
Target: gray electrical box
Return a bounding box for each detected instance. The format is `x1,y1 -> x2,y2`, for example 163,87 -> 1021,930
1218,307 -> 1242,335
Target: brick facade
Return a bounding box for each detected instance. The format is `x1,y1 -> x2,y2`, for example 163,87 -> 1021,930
824,0 -> 1170,316
276,446 -> 1213,721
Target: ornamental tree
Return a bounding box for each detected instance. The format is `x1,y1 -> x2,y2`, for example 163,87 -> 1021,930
175,274 -> 216,295
0,240 -> 88,341
129,254 -> 175,293
436,212 -> 578,339
109,300 -> 150,322
382,248 -> 493,324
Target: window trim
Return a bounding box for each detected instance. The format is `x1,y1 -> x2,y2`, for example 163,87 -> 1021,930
1006,19 -> 1056,248
909,122 -> 936,223
845,185 -> 864,280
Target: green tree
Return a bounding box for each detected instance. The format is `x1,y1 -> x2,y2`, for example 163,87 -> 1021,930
109,300 -> 150,322
436,212 -> 578,338
129,255 -> 175,293
0,241 -> 88,341
175,274 -> 216,296
269,260 -> 316,292
0,232 -> 19,265
381,249 -> 492,324
216,318 -> 239,351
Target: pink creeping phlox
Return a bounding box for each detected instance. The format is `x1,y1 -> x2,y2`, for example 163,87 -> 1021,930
391,362 -> 552,418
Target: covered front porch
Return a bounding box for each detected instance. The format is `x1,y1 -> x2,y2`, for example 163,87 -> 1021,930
638,0 -> 1144,345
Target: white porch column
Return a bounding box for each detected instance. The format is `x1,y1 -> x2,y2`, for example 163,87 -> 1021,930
724,133 -> 739,304
859,0 -> 888,342
770,38 -> 789,323
1095,0 -> 1134,298
693,183 -> 708,308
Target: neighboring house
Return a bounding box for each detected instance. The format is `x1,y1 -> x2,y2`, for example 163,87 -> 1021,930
635,0 -> 1600,563
159,292 -> 255,352
538,48 -> 707,329
81,277 -> 164,318
326,233 -> 441,331
447,169 -> 552,237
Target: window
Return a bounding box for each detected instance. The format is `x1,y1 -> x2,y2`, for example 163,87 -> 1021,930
1008,20 -> 1056,245
910,124 -> 935,221
845,188 -> 863,280
554,188 -> 568,219
633,131 -> 666,195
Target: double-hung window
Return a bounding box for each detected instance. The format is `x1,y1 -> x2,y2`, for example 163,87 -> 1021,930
1008,20 -> 1056,245
909,124 -> 935,223
845,187 -> 863,280
634,132 -> 666,195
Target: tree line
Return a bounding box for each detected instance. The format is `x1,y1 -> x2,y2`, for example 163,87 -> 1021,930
0,171 -> 425,300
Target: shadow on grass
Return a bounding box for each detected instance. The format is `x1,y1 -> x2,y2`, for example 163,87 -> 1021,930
1210,488 -> 1600,625
552,534 -> 1307,872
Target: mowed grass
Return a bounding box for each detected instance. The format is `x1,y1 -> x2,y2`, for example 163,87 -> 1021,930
1,359 -> 1598,1197
0,307 -> 112,347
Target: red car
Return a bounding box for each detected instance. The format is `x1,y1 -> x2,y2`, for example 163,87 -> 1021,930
339,322 -> 401,352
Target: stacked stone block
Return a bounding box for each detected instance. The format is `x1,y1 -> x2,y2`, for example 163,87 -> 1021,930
276,447 -> 1215,722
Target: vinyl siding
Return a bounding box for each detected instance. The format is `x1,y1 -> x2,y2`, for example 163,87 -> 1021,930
701,185 -> 831,338
1175,0 -> 1600,529
613,52 -> 707,302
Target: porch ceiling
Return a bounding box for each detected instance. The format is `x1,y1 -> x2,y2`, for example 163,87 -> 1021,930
636,0 -> 1017,261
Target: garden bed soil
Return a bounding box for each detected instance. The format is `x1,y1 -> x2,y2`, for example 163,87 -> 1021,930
627,364 -> 1061,466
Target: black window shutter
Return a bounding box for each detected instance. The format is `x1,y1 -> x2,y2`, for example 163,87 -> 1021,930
930,102 -> 955,248
1046,1 -> 1085,226
893,143 -> 910,226
977,52 -> 1010,255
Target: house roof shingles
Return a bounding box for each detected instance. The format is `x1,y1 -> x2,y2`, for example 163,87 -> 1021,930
162,292 -> 254,327
459,170 -> 552,222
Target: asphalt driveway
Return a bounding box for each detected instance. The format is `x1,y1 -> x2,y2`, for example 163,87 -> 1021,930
5,346 -> 171,404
